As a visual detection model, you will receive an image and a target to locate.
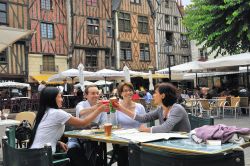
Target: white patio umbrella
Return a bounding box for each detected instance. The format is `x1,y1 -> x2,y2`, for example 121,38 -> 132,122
94,80 -> 113,86
78,63 -> 85,91
202,52 -> 250,69
0,81 -> 30,88
48,69 -> 94,82
95,69 -> 124,93
123,65 -> 131,82
74,81 -> 95,87
148,70 -> 154,91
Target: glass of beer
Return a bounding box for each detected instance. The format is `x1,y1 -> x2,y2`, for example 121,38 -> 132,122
104,123 -> 112,136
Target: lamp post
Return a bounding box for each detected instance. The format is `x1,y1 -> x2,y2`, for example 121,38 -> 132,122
165,40 -> 173,81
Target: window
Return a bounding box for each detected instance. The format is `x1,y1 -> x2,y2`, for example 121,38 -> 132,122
41,0 -> 52,10
180,34 -> 188,48
0,3 -> 7,24
111,56 -> 115,67
169,55 -> 175,66
105,50 -> 110,67
138,16 -> 148,34
120,42 -> 132,61
87,18 -> 99,35
118,12 -> 131,32
165,32 -> 173,43
131,0 -> 140,4
85,50 -> 97,68
87,0 -> 97,6
165,15 -> 170,24
174,17 -> 178,25
0,49 -> 7,63
140,43 -> 150,61
199,48 -> 208,60
182,56 -> 189,63
107,20 -> 112,37
165,0 -> 169,8
42,55 -> 55,71
41,22 -> 54,39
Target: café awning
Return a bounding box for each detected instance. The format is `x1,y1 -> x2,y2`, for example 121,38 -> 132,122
31,75 -> 62,84
0,26 -> 33,53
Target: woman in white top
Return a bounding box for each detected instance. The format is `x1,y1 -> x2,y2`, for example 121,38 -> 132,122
29,87 -> 107,153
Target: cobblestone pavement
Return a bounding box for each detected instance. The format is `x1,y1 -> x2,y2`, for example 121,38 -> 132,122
215,116 -> 250,166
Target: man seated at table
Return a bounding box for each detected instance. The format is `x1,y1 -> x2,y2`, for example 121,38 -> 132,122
67,85 -> 107,166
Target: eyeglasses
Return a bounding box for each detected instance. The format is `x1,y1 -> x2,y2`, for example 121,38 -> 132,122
122,89 -> 133,93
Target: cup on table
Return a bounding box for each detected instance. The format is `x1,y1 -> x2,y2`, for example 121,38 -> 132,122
104,123 -> 112,136
100,100 -> 110,112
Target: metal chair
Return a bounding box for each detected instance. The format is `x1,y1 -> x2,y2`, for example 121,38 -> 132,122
4,126 -> 70,166
239,97 -> 250,117
222,97 -> 241,118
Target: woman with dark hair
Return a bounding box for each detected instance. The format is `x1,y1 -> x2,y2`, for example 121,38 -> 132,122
113,83 -> 191,133
29,87 -> 107,153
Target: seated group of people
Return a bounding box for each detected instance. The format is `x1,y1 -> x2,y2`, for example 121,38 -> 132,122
28,82 -> 191,166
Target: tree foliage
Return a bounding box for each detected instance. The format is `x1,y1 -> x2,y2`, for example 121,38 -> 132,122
183,0 -> 250,57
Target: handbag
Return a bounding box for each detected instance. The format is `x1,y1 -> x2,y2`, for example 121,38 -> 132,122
15,120 -> 32,141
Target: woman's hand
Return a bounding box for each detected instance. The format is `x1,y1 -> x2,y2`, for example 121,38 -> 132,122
138,125 -> 150,132
58,141 -> 68,152
112,101 -> 124,111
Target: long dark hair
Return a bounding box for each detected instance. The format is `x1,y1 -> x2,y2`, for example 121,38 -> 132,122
155,83 -> 177,107
28,87 -> 60,147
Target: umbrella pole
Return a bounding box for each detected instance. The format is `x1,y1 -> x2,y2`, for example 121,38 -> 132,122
247,66 -> 249,89
195,73 -> 198,87
105,77 -> 107,95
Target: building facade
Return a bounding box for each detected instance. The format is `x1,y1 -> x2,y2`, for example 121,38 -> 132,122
69,0 -> 114,71
155,0 -> 191,70
28,0 -> 69,83
0,0 -> 29,82
113,0 -> 156,71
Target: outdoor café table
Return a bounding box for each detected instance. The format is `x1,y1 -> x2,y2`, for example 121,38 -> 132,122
0,119 -> 20,161
64,130 -> 129,166
141,138 -> 250,155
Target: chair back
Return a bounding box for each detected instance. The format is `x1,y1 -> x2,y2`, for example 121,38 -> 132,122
5,125 -> 16,148
188,113 -> 214,130
15,112 -> 36,127
199,100 -> 210,110
2,137 -> 53,166
239,97 -> 248,107
230,97 -> 240,107
216,97 -> 227,107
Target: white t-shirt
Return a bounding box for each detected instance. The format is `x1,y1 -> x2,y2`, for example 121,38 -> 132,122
76,100 -> 107,124
115,103 -> 146,129
30,108 -> 72,153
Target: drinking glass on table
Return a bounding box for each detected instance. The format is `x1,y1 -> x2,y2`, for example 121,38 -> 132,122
2,109 -> 10,120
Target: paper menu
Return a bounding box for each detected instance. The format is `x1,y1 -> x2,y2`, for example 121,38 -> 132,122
112,129 -> 188,143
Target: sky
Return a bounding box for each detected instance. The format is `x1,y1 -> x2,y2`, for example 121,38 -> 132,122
182,0 -> 191,6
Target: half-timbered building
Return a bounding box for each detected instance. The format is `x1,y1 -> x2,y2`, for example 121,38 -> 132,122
155,0 -> 191,70
28,0 -> 68,83
70,0 -> 114,71
0,0 -> 30,82
112,0 -> 156,71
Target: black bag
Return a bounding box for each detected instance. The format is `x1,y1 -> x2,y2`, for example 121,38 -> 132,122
15,120 -> 32,141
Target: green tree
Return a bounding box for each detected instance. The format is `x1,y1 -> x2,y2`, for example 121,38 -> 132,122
183,0 -> 250,57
